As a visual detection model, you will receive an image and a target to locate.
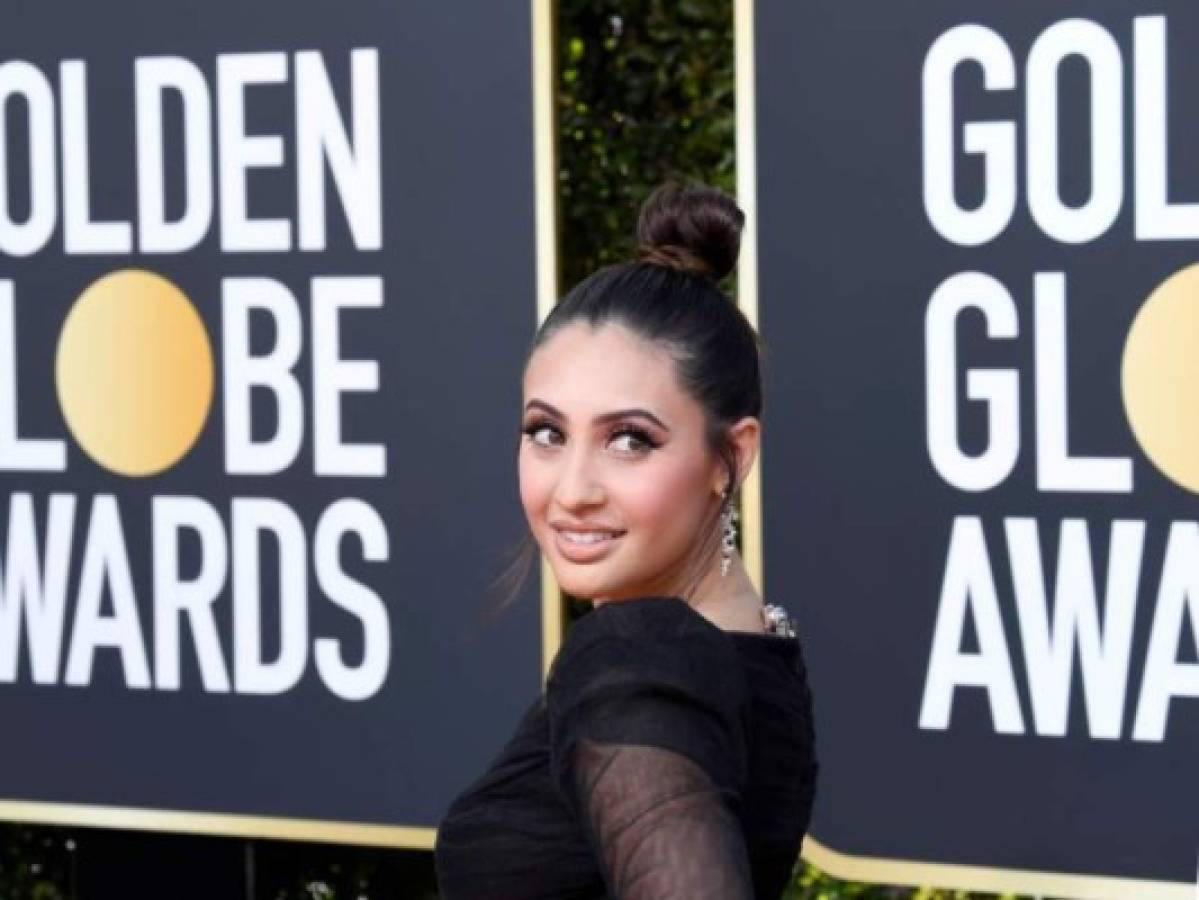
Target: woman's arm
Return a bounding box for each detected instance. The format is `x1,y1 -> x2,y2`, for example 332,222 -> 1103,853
546,599 -> 755,899
563,732 -> 754,900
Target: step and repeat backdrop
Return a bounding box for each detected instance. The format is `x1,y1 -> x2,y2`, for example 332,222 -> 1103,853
4,0 -> 1192,893
754,2 -> 1195,898
0,0 -> 545,845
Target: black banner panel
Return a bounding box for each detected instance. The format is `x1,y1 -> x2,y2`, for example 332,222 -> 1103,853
754,2 -> 1196,896
0,0 -> 544,842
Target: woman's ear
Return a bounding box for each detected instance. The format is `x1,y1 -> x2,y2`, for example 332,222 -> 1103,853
731,416 -> 761,488
719,416 -> 760,494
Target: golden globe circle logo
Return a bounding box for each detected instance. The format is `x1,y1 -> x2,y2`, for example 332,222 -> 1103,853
1122,264 -> 1199,495
56,269 -> 214,477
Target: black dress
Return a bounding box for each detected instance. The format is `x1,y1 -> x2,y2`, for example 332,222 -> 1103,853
434,595 -> 818,900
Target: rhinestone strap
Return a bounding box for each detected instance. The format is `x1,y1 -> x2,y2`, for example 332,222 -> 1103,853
761,603 -> 796,637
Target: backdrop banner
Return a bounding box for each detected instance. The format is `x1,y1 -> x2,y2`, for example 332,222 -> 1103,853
754,2 -> 1197,896
0,0 -> 543,842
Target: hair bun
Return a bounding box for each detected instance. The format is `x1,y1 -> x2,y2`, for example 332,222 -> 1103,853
634,180 -> 745,281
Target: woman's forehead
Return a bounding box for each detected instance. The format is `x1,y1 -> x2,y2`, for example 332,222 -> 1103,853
523,322 -> 687,411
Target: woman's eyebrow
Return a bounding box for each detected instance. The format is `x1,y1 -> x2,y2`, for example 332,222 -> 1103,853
524,399 -> 670,431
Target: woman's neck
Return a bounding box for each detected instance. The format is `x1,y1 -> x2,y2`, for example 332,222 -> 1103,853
684,554 -> 765,633
591,551 -> 765,633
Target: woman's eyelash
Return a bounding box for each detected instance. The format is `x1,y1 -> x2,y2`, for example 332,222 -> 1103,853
609,425 -> 659,451
519,420 -> 557,444
519,419 -> 660,452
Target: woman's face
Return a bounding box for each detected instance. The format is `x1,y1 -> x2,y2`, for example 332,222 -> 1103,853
519,321 -> 725,602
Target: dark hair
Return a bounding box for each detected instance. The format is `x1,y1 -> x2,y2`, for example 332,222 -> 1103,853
483,180 -> 763,620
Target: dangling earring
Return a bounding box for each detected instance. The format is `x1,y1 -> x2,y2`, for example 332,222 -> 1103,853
720,489 -> 738,577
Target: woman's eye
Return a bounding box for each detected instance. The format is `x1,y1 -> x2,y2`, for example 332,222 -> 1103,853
523,423 -> 560,447
521,422 -> 656,454
609,428 -> 655,454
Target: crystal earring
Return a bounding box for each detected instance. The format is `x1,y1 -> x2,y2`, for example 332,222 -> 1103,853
720,490 -> 738,577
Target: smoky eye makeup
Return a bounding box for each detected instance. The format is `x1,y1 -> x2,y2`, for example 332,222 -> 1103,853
520,416 -> 561,446
608,423 -> 661,452
518,416 -> 662,453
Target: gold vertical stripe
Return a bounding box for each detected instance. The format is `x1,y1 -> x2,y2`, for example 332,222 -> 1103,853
531,0 -> 564,686
733,0 -> 764,597
733,1 -> 1190,897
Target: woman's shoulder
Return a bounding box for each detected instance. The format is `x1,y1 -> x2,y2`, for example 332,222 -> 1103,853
569,594 -> 731,637
544,597 -> 753,794
550,595 -> 744,665
545,596 -> 748,715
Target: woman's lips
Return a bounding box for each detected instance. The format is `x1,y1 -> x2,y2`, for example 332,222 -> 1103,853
553,527 -> 625,562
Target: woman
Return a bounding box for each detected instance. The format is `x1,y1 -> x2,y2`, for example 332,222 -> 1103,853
434,181 -> 818,899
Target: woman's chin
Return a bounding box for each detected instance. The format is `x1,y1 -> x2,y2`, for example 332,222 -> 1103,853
551,566 -> 624,602
554,574 -> 607,601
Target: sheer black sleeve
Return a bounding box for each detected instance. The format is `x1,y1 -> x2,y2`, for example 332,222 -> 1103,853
546,597 -> 753,900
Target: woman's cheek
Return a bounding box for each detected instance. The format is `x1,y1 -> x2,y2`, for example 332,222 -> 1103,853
622,462 -> 698,527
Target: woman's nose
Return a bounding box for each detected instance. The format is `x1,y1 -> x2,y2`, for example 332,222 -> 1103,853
554,444 -> 605,509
